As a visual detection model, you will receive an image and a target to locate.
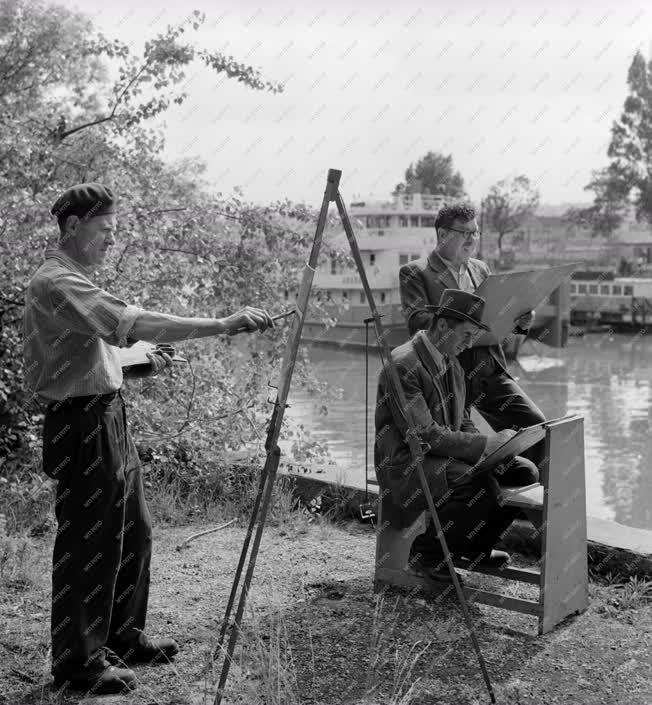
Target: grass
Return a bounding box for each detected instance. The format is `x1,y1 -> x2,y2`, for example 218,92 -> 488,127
363,595 -> 430,705
2,465 -> 652,705
2,518 -> 652,705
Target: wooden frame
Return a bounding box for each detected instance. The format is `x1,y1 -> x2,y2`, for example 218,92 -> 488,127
374,415 -> 588,634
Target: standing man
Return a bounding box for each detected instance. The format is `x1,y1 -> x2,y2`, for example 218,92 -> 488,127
399,203 -> 545,467
23,183 -> 274,695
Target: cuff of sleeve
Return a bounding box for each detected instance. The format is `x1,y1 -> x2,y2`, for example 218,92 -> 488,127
116,305 -> 143,348
470,434 -> 489,464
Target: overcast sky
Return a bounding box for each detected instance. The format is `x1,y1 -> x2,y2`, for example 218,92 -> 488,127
58,0 -> 651,208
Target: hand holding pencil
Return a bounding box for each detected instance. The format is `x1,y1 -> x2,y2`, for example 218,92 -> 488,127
226,307 -> 296,336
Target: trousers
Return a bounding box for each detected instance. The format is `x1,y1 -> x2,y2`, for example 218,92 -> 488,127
412,456 -> 538,564
43,389 -> 152,677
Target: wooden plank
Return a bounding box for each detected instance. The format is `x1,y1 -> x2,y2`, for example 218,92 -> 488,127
118,340 -> 187,368
539,416 -> 589,634
463,587 -> 542,616
453,558 -> 541,585
501,483 -> 545,510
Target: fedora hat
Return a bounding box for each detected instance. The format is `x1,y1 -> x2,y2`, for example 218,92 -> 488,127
425,289 -> 490,331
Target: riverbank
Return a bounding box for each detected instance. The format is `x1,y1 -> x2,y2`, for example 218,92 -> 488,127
286,473 -> 652,579
2,515 -> 651,705
284,337 -> 652,533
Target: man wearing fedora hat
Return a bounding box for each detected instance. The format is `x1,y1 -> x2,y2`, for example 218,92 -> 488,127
374,288 -> 539,580
23,183 -> 274,694
399,202 -> 546,469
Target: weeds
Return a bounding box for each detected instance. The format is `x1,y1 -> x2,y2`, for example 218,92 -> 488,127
0,530 -> 39,590
610,576 -> 652,608
364,594 -> 429,705
209,602 -> 303,705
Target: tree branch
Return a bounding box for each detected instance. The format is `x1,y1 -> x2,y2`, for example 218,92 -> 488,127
58,60 -> 152,141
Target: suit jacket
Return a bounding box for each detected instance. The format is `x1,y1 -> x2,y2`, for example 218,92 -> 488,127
374,331 -> 487,528
399,251 -> 510,379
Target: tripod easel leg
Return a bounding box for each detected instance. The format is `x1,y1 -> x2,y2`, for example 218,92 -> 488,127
334,188 -> 496,704
212,170 -> 340,705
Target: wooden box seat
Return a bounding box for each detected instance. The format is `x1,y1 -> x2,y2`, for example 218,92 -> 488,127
374,416 -> 589,634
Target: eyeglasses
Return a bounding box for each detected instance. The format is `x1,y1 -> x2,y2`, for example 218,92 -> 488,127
445,227 -> 481,240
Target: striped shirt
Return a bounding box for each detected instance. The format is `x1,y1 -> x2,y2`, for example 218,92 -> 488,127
23,248 -> 143,402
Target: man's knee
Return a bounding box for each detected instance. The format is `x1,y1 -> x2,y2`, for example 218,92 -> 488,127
508,456 -> 539,484
527,406 -> 546,426
497,456 -> 539,486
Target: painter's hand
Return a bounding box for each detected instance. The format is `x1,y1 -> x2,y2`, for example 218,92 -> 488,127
481,429 -> 517,459
224,306 -> 274,335
146,350 -> 173,376
514,310 -> 535,330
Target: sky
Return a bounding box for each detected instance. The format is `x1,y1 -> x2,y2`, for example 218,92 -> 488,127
57,0 -> 652,208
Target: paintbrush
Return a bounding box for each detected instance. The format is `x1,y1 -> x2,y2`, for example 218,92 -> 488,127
230,308 -> 296,335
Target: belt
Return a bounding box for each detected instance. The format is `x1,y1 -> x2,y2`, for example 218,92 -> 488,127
46,389 -> 122,414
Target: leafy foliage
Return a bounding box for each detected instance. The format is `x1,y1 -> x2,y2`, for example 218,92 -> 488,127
0,0 -> 344,531
394,151 -> 466,198
577,50 -> 652,236
483,175 -> 540,252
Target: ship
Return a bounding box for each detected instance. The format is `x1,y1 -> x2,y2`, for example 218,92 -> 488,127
302,189 -> 571,356
570,270 -> 652,327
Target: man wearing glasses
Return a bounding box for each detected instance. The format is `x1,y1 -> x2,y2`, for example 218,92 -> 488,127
399,203 -> 545,474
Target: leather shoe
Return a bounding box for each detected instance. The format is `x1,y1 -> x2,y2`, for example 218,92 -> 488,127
410,555 -> 465,585
108,636 -> 179,665
464,549 -> 510,568
53,662 -> 137,694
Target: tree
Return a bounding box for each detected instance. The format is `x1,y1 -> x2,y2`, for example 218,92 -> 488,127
395,151 -> 465,197
0,0 -> 342,521
484,175 -> 540,253
577,50 -> 652,236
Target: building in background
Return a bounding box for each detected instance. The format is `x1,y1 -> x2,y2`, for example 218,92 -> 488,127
303,189 -> 451,349
303,188 -> 568,352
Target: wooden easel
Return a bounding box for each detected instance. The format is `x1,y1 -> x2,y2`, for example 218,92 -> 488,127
214,168 -> 499,704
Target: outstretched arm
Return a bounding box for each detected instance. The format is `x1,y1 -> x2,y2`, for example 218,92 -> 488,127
129,306 -> 273,343
48,270 -> 274,347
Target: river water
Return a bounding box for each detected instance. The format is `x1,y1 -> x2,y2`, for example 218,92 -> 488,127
284,333 -> 652,531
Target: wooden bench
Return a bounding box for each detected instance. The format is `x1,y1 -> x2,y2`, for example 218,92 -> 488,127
374,415 -> 589,634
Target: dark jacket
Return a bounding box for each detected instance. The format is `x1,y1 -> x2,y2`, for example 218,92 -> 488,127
399,251 -> 510,379
374,331 -> 487,528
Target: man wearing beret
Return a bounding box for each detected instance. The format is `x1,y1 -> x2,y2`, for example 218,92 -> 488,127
375,289 -> 539,580
23,183 -> 274,694
399,202 -> 546,468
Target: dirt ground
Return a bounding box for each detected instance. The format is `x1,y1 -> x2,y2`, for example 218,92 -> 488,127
2,516 -> 651,705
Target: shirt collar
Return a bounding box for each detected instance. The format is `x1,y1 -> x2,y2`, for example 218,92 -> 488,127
44,246 -> 92,278
418,330 -> 449,374
435,250 -> 465,274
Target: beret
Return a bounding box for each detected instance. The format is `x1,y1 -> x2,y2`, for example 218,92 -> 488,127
50,182 -> 116,221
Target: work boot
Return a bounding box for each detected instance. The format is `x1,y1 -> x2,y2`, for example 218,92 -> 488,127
53,660 -> 137,694
108,635 -> 179,665
410,553 -> 464,585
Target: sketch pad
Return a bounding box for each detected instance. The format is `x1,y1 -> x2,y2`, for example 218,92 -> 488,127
474,414 -> 571,473
474,424 -> 546,473
472,262 -> 580,346
118,340 -> 187,370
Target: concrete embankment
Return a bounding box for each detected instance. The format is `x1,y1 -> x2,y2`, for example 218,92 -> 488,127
286,471 -> 652,579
